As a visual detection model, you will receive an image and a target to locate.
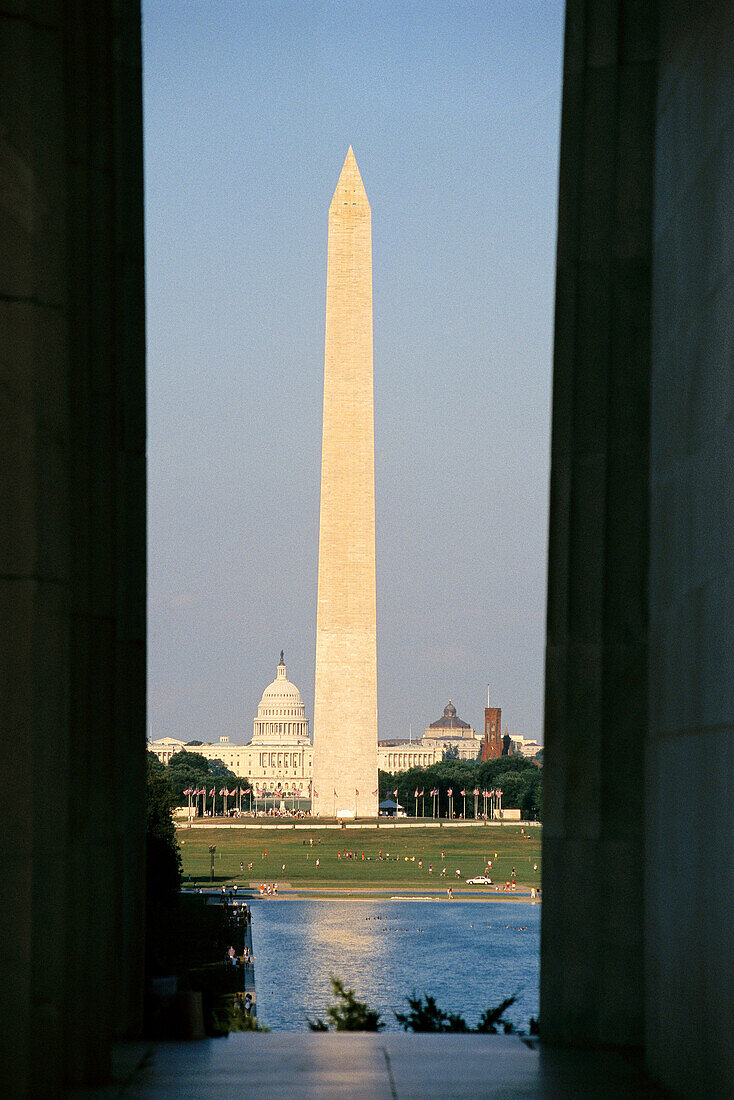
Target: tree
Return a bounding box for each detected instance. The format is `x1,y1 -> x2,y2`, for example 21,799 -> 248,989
378,753 -> 543,819
146,751 -> 182,910
474,996 -> 517,1033
395,993 -> 516,1033
395,994 -> 468,1032
308,977 -> 384,1031
165,751 -> 244,813
166,750 -> 214,806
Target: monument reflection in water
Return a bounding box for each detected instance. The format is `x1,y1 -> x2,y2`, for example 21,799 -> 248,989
250,900 -> 539,1031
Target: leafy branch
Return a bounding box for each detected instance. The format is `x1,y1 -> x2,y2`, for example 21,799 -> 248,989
308,977 -> 385,1032
310,978 -> 519,1034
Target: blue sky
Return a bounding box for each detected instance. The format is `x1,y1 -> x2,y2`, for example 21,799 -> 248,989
143,0 -> 565,746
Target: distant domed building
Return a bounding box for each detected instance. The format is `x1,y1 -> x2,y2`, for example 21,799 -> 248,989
423,700 -> 480,760
147,652 -> 314,801
377,698 -> 482,773
245,652 -> 312,795
252,651 -> 310,745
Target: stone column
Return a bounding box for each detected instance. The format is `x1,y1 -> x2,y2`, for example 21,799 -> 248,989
646,4 -> 734,1093
0,2 -> 146,1092
540,1 -> 657,1047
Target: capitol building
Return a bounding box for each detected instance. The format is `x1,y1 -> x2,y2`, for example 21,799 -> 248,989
149,661 -> 490,792
148,653 -> 313,797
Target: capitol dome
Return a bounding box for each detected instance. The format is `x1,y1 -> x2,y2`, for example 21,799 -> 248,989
259,650 -> 304,707
251,652 -> 310,745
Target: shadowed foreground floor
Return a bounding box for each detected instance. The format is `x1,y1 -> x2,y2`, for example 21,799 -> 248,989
67,1034 -> 666,1098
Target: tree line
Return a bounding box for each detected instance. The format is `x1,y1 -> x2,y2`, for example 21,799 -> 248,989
150,749 -> 248,812
378,754 -> 542,819
145,749 -> 247,912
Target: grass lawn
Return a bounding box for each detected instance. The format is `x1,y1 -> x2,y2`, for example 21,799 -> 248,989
177,824 -> 542,891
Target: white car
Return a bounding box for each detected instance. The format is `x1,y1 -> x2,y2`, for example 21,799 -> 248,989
466,875 -> 493,885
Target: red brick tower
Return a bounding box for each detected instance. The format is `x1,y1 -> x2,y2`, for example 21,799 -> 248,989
482,686 -> 502,760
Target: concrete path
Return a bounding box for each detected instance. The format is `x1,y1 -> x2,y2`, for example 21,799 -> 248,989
67,1034 -> 666,1098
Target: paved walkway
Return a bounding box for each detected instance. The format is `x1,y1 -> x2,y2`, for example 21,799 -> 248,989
67,1034 -> 666,1098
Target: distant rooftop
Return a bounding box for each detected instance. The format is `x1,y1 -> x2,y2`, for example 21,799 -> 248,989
429,701 -> 471,730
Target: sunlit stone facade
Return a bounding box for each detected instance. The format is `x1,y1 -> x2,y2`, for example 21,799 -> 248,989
147,654 -> 314,795
312,148 -> 379,818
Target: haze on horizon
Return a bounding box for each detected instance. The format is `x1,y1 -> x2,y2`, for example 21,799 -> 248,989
144,1 -> 565,748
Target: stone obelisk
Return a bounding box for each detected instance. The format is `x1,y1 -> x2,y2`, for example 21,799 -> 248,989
312,147 -> 378,819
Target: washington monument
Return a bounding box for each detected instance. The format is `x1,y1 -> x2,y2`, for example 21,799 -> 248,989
312,148 -> 378,818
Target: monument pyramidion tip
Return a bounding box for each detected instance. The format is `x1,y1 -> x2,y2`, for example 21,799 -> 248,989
330,145 -> 370,211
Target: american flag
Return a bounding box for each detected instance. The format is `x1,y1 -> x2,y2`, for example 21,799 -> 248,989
496,789 -> 503,797
460,789 -> 466,796
313,788 -> 318,797
447,788 -> 453,797
334,789 -> 338,796
355,789 -> 359,795
209,787 -> 215,797
372,789 -> 378,796
183,788 -> 192,795
393,789 -> 398,798
473,788 -> 479,796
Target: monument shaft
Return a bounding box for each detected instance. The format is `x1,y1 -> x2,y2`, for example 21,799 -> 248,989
313,148 -> 378,818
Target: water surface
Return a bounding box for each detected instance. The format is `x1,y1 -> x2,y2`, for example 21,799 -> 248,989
249,898 -> 539,1031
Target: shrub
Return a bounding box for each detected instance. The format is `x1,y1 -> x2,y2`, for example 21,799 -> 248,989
308,977 -> 384,1031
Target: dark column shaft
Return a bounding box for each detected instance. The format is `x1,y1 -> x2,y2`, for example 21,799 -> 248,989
0,2 -> 146,1091
646,4 -> 734,1094
540,0 -> 657,1047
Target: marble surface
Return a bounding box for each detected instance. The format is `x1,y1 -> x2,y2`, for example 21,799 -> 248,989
67,1034 -> 666,1099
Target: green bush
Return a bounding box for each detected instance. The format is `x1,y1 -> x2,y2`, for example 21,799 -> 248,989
308,977 -> 384,1032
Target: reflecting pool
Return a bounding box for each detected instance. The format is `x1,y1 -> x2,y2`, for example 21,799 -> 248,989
249,899 -> 540,1031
